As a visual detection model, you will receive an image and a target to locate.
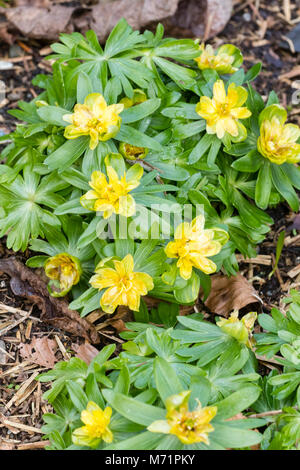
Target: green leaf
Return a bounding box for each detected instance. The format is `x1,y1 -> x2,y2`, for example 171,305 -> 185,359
115,125 -> 162,151
154,357 -> 183,403
174,272 -> 200,304
231,150 -> 262,172
37,105 -> 69,127
271,163 -> 299,212
153,56 -> 196,88
77,71 -> 93,103
121,98 -> 161,123
189,134 -> 215,164
45,136 -> 89,171
244,62 -> 262,82
102,389 -> 165,425
105,431 -> 162,450
214,385 -> 261,420
269,230 -> 285,278
255,159 -> 272,209
66,381 -> 88,412
212,423 -> 262,448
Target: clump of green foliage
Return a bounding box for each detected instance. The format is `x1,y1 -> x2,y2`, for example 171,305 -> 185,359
1,19 -> 300,450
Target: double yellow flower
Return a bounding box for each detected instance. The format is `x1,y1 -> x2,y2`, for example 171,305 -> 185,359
72,401 -> 113,448
194,43 -> 243,75
80,158 -> 143,219
196,79 -> 251,141
148,391 -> 217,445
64,93 -> 124,150
165,215 -> 228,280
257,104 -> 300,165
90,254 -> 154,314
44,253 -> 82,297
217,311 -> 257,349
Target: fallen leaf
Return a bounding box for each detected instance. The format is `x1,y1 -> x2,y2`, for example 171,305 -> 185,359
0,0 -> 232,42
19,337 -> 57,368
72,342 -> 99,364
203,273 -> 262,317
0,4 -> 75,40
90,0 -> 179,41
166,0 -> 232,39
0,257 -> 99,343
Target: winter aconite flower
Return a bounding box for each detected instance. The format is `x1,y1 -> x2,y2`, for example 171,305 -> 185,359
80,160 -> 143,218
217,311 -> 257,348
148,391 -> 217,445
165,215 -> 228,280
119,89 -> 147,109
257,104 -> 300,165
194,43 -> 243,74
90,254 -> 154,313
72,402 -> 113,448
196,80 -> 251,141
44,253 -> 82,297
63,93 -> 124,150
119,142 -> 148,160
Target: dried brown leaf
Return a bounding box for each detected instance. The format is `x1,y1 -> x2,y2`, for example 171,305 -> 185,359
72,342 -> 99,364
0,0 -> 232,42
19,337 -> 57,368
203,273 -> 262,317
0,257 -> 99,343
0,4 -> 74,40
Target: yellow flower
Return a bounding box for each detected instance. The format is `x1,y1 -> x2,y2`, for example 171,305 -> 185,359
119,142 -> 148,160
119,89 -> 147,109
63,93 -> 124,150
194,43 -> 243,74
165,215 -> 228,280
148,391 -> 217,445
90,254 -> 154,313
80,160 -> 143,218
196,79 -> 251,140
44,253 -> 82,297
217,311 -> 257,348
257,104 -> 300,165
72,401 -> 113,448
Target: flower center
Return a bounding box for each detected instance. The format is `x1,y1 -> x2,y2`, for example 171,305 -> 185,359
216,102 -> 230,117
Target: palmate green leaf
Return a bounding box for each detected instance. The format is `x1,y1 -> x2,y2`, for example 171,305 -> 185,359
0,167 -> 67,251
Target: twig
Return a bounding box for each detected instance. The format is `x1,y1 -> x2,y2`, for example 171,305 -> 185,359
248,406 -> 298,419
17,440 -> 50,450
0,418 -> 43,434
5,371 -> 39,409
